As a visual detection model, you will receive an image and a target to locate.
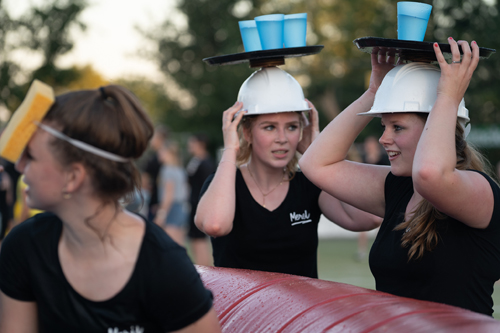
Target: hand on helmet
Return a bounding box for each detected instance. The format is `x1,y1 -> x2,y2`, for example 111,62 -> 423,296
222,102 -> 246,152
368,47 -> 398,95
434,37 -> 479,105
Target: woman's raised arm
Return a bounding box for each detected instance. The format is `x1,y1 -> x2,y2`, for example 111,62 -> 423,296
195,102 -> 246,237
318,191 -> 383,231
298,100 -> 382,228
412,39 -> 492,229
154,180 -> 174,226
299,50 -> 395,217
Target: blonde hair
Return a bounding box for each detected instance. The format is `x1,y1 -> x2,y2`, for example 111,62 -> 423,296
236,113 -> 305,179
394,116 -> 494,260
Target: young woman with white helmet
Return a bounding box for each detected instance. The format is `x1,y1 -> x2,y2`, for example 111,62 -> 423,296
300,38 -> 500,315
195,66 -> 381,278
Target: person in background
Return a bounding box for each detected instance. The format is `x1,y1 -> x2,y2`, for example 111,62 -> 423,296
155,141 -> 190,246
124,171 -> 151,219
0,85 -> 220,331
362,135 -> 390,166
13,175 -> 42,227
0,160 -> 13,242
186,133 -> 216,266
0,158 -> 17,239
300,39 -> 500,316
143,124 -> 169,222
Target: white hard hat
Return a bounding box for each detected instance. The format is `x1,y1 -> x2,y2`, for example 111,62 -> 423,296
358,62 -> 469,125
237,66 -> 310,115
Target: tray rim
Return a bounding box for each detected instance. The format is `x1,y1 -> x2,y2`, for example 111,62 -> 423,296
353,36 -> 495,60
202,45 -> 324,66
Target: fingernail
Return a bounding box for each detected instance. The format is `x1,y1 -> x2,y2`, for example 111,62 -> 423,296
472,41 -> 477,44
434,42 -> 439,47
448,37 -> 453,40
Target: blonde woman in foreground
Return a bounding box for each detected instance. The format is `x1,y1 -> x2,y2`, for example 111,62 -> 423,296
196,67 -> 381,278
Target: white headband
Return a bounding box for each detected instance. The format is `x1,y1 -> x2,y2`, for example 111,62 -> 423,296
35,122 -> 130,163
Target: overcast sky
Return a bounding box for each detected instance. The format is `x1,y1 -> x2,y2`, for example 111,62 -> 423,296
4,0 -> 182,81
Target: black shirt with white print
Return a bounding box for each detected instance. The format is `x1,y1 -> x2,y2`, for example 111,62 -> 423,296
200,169 -> 322,278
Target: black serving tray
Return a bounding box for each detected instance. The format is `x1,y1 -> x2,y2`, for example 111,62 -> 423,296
202,45 -> 324,68
354,37 -> 495,63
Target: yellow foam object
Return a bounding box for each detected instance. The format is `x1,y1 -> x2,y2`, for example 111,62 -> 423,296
0,80 -> 55,163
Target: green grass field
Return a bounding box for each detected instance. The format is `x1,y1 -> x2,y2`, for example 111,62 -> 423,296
317,237 -> 500,320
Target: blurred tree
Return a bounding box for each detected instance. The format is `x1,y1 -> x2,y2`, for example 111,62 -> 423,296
18,0 -> 88,87
117,77 -> 176,124
0,0 -> 25,114
144,0 -> 265,146
0,0 -> 88,115
146,0 -> 397,144
147,0 -> 498,145
65,65 -> 109,92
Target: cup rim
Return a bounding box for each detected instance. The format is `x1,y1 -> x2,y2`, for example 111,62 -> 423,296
239,20 -> 257,28
285,13 -> 307,19
397,2 -> 432,17
397,1 -> 432,6
255,14 -> 285,21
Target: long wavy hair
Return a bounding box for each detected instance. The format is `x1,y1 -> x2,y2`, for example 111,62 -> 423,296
236,112 -> 305,180
394,113 -> 494,260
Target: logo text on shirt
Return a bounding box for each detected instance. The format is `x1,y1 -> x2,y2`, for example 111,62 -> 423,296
290,210 -> 312,226
108,326 -> 144,333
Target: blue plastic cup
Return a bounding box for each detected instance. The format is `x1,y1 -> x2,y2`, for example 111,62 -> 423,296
397,2 -> 432,41
284,13 -> 307,48
255,14 -> 285,50
238,20 -> 262,52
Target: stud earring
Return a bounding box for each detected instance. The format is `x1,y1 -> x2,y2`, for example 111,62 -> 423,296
63,192 -> 71,199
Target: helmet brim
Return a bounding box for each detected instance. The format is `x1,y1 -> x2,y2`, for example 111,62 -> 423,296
243,108 -> 311,116
358,109 -> 470,122
357,109 -> 431,118
235,108 -> 311,120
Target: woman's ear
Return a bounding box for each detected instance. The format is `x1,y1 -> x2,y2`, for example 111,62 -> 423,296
63,163 -> 87,195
